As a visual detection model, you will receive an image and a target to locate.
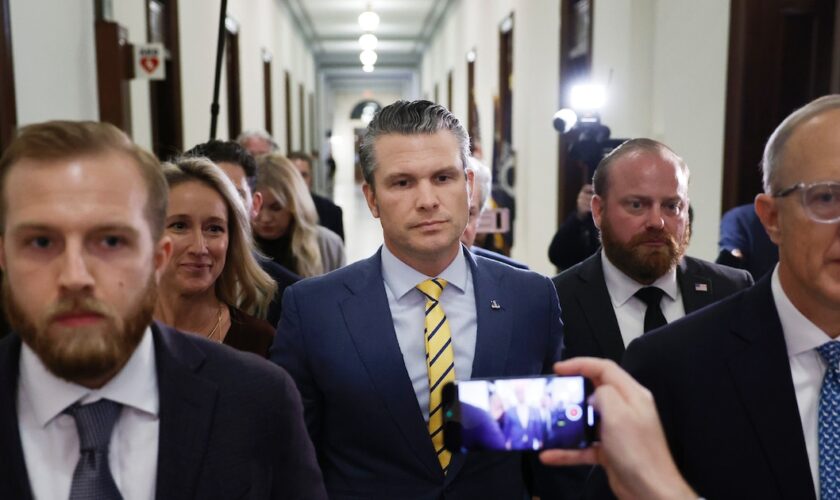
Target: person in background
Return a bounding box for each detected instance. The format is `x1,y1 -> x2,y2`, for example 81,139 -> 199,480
0,120 -> 325,498
184,139 -> 299,327
548,183 -> 600,270
236,129 -> 278,157
254,154 -> 345,277
716,202 -> 778,280
462,156 -> 529,269
553,139 -> 753,364
154,157 -> 277,357
287,151 -> 345,241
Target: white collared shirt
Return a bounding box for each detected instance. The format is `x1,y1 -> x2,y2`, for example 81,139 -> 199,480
772,266 -> 834,497
17,327 -> 159,500
381,244 -> 477,421
601,250 -> 686,347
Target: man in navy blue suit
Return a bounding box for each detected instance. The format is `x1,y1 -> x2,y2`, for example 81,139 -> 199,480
0,121 -> 325,499
271,100 -> 563,499
616,96 -> 840,499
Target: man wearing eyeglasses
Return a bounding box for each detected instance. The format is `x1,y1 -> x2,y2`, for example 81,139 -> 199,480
612,95 -> 840,500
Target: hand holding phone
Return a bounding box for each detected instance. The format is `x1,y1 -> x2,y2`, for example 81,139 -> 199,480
443,375 -> 597,453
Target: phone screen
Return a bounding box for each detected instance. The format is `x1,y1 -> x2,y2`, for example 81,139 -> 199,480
443,375 -> 597,452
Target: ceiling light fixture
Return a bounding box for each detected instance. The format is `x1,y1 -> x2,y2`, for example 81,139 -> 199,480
358,11 -> 380,32
359,33 -> 378,51
362,64 -> 375,73
359,50 -> 378,66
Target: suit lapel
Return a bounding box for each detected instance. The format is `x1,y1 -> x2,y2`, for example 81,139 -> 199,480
726,279 -> 816,499
0,335 -> 33,499
153,323 -> 220,499
340,253 -> 441,479
677,258 -> 716,313
470,250 -> 513,378
576,254 -> 625,362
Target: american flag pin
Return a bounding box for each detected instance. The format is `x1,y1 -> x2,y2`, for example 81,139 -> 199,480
490,300 -> 501,310
694,283 -> 709,292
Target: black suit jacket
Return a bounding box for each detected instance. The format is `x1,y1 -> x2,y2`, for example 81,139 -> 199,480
312,193 -> 344,241
258,256 -> 300,328
0,323 -> 327,499
552,253 -> 754,363
621,275 -> 815,499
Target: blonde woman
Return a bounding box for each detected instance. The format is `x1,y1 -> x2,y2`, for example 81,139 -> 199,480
154,157 -> 278,356
253,154 -> 345,277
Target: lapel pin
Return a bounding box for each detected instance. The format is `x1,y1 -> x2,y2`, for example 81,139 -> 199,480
694,283 -> 709,292
490,300 -> 501,310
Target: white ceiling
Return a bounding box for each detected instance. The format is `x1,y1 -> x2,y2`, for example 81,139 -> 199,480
284,0 -> 454,69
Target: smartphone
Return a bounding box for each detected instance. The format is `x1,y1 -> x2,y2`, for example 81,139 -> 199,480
442,375 -> 597,453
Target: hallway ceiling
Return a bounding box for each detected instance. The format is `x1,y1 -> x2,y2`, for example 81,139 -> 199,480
284,0 -> 454,69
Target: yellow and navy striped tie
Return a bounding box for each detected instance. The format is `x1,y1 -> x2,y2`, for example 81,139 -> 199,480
416,278 -> 456,472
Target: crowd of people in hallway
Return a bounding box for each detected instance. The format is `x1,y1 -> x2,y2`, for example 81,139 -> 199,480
0,94 -> 837,500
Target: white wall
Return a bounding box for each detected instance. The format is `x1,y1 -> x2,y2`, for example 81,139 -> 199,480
10,0 -> 99,124
10,0 -> 316,154
592,0 -> 731,261
421,0 -> 560,274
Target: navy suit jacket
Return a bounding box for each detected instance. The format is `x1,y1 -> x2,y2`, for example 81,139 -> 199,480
0,323 -> 327,500
553,253 -> 754,363
619,275 -> 815,499
271,247 -> 563,499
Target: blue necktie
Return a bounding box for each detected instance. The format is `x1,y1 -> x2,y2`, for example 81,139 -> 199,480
817,341 -> 840,499
65,399 -> 124,500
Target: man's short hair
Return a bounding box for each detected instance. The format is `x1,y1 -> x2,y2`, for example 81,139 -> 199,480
467,156 -> 492,210
0,120 -> 168,239
359,100 -> 470,188
287,151 -> 312,168
185,140 -> 257,177
236,129 -> 279,152
592,138 -> 689,198
762,95 -> 840,193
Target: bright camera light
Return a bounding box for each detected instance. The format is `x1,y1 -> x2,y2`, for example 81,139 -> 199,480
358,11 -> 380,32
359,33 -> 378,51
359,50 -> 378,66
362,64 -> 375,73
569,83 -> 607,112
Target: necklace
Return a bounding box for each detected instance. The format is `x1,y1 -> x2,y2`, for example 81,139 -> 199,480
206,303 -> 223,342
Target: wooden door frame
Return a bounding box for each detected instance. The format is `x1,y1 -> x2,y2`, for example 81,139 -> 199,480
0,0 -> 16,150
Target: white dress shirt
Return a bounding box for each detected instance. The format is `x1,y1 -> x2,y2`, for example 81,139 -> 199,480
17,327 -> 160,500
381,244 -> 477,421
772,266 -> 833,497
601,250 -> 686,347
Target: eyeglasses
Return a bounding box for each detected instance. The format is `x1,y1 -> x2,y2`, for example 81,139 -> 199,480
773,181 -> 840,223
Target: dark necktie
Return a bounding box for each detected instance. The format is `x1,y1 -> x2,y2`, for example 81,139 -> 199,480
65,399 -> 124,500
634,286 -> 667,333
817,341 -> 840,498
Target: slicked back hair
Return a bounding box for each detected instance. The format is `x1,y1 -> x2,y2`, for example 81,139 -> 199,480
359,100 -> 470,189
592,138 -> 689,199
761,94 -> 840,193
0,120 -> 167,239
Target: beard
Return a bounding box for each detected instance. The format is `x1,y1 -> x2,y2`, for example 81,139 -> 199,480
600,215 -> 690,285
3,274 -> 158,384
